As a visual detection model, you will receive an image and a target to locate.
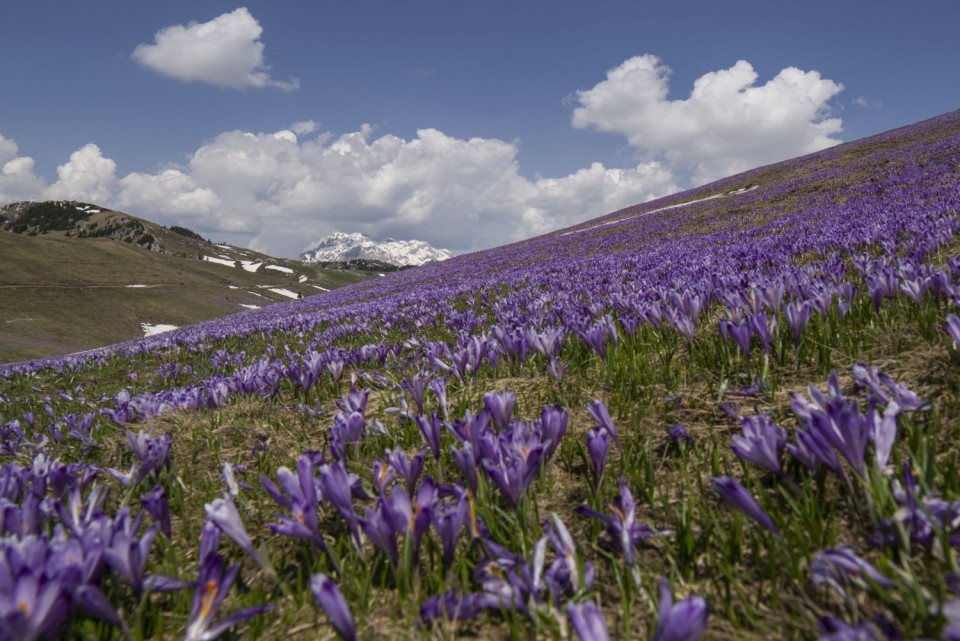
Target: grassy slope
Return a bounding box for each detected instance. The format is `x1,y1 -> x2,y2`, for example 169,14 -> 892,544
0,223 -> 370,363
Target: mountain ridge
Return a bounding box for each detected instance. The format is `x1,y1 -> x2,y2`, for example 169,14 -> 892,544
301,231 -> 452,266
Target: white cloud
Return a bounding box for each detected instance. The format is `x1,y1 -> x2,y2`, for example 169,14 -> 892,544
571,55 -> 844,183
0,122 -> 682,256
523,161 -> 677,236
43,144 -> 118,203
290,120 -> 319,136
0,135 -> 47,202
100,125 -> 677,256
131,7 -> 298,90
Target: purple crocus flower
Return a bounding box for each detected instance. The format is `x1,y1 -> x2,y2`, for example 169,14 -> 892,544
416,414 -> 442,460
184,550 -> 272,641
204,496 -> 264,568
947,314 -> 960,349
0,570 -> 69,641
817,617 -> 879,641
141,485 -> 171,538
430,487 -> 468,573
568,601 -> 610,641
311,574 -> 357,641
318,461 -> 363,551
652,577 -> 709,641
103,523 -> 158,592
428,377 -> 449,418
667,424 -> 693,446
587,399 -> 622,452
730,415 -> 786,477
784,301 -> 811,347
587,426 -> 609,490
810,545 -> 893,599
711,477 -> 778,535
385,448 -> 425,495
483,389 -> 516,429
451,443 -> 478,493
575,477 -> 655,566
868,401 -> 900,471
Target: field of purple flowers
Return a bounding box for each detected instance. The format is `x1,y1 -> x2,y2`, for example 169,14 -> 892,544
3,110 -> 960,640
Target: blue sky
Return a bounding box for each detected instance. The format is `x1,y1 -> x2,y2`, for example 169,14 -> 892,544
2,1 -> 958,256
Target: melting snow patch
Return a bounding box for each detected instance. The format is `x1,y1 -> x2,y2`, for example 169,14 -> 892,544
269,288 -> 299,299
126,284 -> 147,288
265,264 -> 294,274
298,275 -> 307,283
203,255 -> 236,267
246,290 -> 264,297
311,285 -> 329,291
239,304 -> 260,310
378,273 -> 386,277
141,323 -> 178,337
215,244 -> 233,250
227,285 -> 239,290
240,261 -> 262,272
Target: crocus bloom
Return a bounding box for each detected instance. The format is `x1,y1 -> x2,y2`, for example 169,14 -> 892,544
810,545 -> 893,599
574,478 -> 655,566
711,477 -> 778,535
587,400 -> 622,451
568,601 -> 609,641
311,574 -> 356,641
817,616 -> 879,641
587,427 -> 609,490
204,496 -> 263,568
948,315 -> 960,349
0,571 -> 69,641
185,552 -> 272,641
652,577 -> 708,641
141,485 -> 171,538
730,415 -> 786,476
483,389 -> 516,429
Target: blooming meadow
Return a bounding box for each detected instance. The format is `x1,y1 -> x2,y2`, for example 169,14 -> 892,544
3,110 -> 960,640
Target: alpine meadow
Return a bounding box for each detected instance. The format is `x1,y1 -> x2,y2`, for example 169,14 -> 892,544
6,108 -> 960,641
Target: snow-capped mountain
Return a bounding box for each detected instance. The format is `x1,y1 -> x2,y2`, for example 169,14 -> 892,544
300,232 -> 453,267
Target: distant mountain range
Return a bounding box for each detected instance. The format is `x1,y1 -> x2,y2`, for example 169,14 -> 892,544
301,232 -> 452,267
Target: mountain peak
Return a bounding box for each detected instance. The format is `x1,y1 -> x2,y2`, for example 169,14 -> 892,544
300,232 -> 452,267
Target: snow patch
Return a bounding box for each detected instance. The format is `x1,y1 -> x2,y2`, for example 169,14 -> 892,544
268,288 -> 300,299
311,285 -> 329,291
240,261 -> 262,272
141,323 -> 178,337
264,264 -> 293,274
227,285 -> 239,290
203,255 -> 236,267
238,304 -> 260,310
126,284 -> 147,288
298,275 -> 307,283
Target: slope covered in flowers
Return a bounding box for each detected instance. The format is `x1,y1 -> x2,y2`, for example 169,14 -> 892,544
2,110 -> 960,640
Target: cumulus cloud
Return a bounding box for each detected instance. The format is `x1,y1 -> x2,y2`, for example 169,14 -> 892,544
131,7 -> 298,90
0,135 -> 47,203
43,144 -> 118,203
91,125 -> 676,256
571,55 -> 844,183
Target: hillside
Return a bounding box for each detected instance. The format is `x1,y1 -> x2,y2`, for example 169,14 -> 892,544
2,110 -> 960,640
0,202 -> 379,362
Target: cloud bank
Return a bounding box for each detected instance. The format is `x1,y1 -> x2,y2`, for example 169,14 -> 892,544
131,7 -> 298,90
2,54 -> 844,257
571,55 -> 844,183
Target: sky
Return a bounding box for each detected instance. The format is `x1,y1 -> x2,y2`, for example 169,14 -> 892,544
1,1 -> 958,258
